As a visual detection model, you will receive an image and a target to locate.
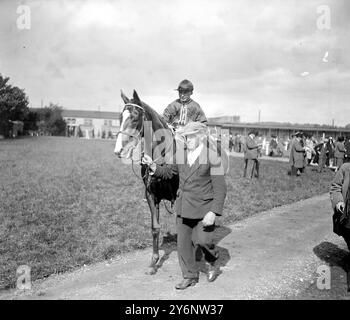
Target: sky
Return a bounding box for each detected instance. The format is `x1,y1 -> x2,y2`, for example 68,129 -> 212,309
0,0 -> 349,125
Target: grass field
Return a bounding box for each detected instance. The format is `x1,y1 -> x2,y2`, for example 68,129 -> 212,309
0,136 -> 335,290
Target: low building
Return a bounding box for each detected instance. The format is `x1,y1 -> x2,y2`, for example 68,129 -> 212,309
208,116 -> 240,123
207,121 -> 350,141
62,110 -> 121,138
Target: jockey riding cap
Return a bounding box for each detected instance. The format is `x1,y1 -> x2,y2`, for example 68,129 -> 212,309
175,79 -> 194,92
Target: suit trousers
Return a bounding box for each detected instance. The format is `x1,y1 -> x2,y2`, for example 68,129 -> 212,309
243,159 -> 259,178
318,156 -> 327,172
334,157 -> 344,169
176,216 -> 218,279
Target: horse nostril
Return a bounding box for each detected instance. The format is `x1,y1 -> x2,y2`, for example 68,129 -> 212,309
115,149 -> 122,158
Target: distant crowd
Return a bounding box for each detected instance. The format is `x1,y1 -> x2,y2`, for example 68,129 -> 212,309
226,131 -> 350,177
288,133 -> 349,176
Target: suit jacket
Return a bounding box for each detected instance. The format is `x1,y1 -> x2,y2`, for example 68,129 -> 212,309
345,141 -> 350,158
318,143 -> 329,160
330,163 -> 350,229
244,135 -> 258,160
153,140 -> 227,219
289,139 -> 305,168
334,141 -> 346,159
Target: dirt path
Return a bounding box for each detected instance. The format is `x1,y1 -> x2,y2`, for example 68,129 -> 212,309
2,193 -> 350,300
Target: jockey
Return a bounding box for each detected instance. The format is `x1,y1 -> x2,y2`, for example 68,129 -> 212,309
163,79 -> 207,132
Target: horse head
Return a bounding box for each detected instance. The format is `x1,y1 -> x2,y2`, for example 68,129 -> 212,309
114,90 -> 145,158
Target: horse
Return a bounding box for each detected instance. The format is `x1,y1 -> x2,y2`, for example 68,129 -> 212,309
114,90 -> 230,275
114,90 -> 179,275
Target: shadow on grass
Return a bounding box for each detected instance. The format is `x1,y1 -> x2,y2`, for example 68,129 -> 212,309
313,241 -> 350,292
156,226 -> 232,278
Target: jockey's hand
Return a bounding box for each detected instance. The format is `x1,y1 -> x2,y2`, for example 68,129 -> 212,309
202,211 -> 216,226
336,201 -> 345,213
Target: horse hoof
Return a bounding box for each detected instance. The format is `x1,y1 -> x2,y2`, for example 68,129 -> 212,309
146,267 -> 157,275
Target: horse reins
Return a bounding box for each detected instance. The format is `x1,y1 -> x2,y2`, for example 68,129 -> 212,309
116,103 -> 174,180
116,103 -> 176,214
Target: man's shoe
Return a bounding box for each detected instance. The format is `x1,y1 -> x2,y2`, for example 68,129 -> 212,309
207,264 -> 219,282
175,278 -> 198,290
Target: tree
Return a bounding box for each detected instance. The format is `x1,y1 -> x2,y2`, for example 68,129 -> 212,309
0,73 -> 29,137
35,103 -> 66,136
23,109 -> 39,132
345,124 -> 350,129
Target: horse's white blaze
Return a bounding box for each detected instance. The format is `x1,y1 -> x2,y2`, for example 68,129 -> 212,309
114,109 -> 131,153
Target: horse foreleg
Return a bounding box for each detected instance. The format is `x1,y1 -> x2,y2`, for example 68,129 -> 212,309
145,193 -> 160,275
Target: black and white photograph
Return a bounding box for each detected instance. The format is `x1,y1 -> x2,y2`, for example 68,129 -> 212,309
1,0 -> 350,305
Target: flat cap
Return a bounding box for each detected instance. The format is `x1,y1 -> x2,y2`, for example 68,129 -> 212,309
177,121 -> 207,136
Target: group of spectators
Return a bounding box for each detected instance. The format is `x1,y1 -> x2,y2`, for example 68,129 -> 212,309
227,130 -> 350,178
289,132 -> 350,176
229,133 -> 288,158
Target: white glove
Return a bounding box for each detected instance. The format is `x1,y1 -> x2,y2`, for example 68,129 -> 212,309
168,124 -> 175,132
202,211 -> 216,226
141,154 -> 156,173
141,154 -> 153,165
336,201 -> 345,213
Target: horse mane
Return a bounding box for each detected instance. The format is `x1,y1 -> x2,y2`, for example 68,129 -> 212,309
131,98 -> 170,131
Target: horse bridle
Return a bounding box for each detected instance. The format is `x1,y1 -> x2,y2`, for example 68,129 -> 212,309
116,103 -> 146,146
116,102 -> 176,181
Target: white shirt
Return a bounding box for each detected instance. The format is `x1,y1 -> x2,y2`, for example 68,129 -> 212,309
187,143 -> 204,167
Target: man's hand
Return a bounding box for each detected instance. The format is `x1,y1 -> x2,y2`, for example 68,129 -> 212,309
141,154 -> 156,173
141,154 -> 153,165
168,123 -> 175,132
202,211 -> 216,226
336,201 -> 345,213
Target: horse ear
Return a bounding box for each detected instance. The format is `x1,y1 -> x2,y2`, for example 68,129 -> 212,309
121,90 -> 130,104
133,90 -> 141,104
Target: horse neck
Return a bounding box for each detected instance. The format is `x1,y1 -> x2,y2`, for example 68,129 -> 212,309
142,105 -> 175,163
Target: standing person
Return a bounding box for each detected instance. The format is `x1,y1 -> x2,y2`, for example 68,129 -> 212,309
330,162 -> 350,253
269,135 -> 278,157
142,122 -> 227,290
313,140 -> 322,165
334,136 -> 346,171
229,134 -> 234,152
305,136 -> 315,165
326,137 -> 335,168
344,136 -> 350,163
234,134 -> 240,152
289,132 -> 306,176
238,134 -> 243,152
163,79 -> 207,131
243,130 -> 261,179
318,138 -> 329,173
309,137 -> 318,165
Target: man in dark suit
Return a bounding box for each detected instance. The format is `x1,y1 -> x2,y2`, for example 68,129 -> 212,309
330,162 -> 350,292
142,122 -> 227,290
243,130 -> 261,178
344,137 -> 350,163
317,138 -> 329,173
289,132 -> 306,176
330,162 -> 350,251
334,136 -> 346,170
